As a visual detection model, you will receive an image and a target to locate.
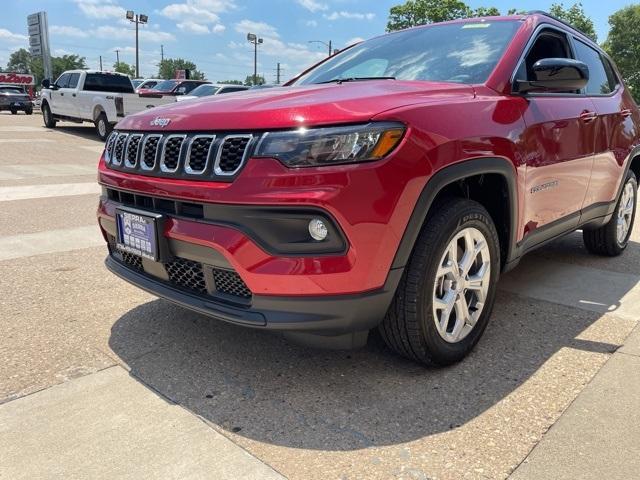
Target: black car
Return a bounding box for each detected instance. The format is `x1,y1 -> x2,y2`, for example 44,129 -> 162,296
0,86 -> 33,115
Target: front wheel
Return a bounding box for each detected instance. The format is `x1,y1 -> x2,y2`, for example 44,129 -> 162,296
42,102 -> 56,128
583,170 -> 637,256
379,198 -> 501,367
25,107 -> 33,115
10,109 -> 17,115
94,113 -> 112,141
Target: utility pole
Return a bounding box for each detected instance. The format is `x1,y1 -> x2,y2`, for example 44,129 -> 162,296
99,55 -> 102,71
160,44 -> 164,63
126,10 -> 148,78
246,33 -> 263,85
115,49 -> 120,64
276,63 -> 282,84
308,40 -> 334,57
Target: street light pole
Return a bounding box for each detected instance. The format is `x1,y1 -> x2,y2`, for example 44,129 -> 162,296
247,33 -> 264,85
126,10 -> 148,78
308,40 -> 334,57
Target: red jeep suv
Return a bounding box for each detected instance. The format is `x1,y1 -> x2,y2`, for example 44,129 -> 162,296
98,12 -> 639,366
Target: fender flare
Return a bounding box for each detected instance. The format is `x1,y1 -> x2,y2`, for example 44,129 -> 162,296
92,104 -> 105,122
390,157 -> 519,271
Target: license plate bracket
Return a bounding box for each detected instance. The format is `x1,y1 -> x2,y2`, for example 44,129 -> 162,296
115,207 -> 165,262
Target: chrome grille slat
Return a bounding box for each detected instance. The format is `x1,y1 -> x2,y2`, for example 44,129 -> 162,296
214,135 -> 253,176
104,132 -> 118,164
112,133 -> 128,166
141,134 -> 161,171
125,134 -> 143,168
160,134 -> 186,173
185,135 -> 216,175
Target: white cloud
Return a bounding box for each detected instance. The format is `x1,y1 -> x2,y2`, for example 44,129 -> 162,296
344,36 -> 365,46
296,0 -> 328,13
234,20 -> 280,39
324,11 -> 375,21
177,21 -> 211,34
75,0 -> 126,19
50,25 -> 89,38
96,26 -> 176,43
160,0 -> 230,34
305,20 -> 318,27
0,28 -> 27,43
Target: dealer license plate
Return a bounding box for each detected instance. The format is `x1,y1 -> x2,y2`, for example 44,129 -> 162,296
115,209 -> 159,261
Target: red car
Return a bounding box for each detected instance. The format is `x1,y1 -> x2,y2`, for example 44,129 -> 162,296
98,12 -> 639,366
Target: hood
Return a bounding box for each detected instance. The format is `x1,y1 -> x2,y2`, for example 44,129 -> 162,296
117,80 -> 474,131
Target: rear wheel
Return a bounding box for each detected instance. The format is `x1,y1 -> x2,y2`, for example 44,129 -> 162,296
42,102 -> 56,128
583,170 -> 637,256
95,112 -> 111,141
25,106 -> 33,115
10,109 -> 17,115
379,198 -> 501,366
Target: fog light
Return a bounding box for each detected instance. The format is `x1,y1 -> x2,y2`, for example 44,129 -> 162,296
308,218 -> 328,241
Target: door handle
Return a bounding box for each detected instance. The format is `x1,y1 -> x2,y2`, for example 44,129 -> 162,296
620,109 -> 632,118
580,110 -> 597,123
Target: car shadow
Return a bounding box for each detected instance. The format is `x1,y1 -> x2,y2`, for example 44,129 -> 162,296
50,124 -> 102,142
108,236 -> 638,450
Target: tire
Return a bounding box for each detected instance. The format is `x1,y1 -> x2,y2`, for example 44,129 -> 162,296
42,102 -> 56,128
583,170 -> 637,256
25,107 -> 33,115
379,198 -> 501,367
94,112 -> 112,141
10,109 -> 17,115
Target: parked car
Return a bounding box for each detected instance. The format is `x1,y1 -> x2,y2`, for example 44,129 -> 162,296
40,70 -> 176,140
138,79 -> 210,96
133,78 -> 163,92
0,85 -> 33,114
97,12 -> 639,366
175,83 -> 249,102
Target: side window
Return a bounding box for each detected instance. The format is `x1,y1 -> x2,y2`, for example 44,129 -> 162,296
602,57 -> 619,93
573,40 -> 613,95
67,73 -> 80,89
220,87 -> 246,94
182,82 -> 199,94
55,73 -> 70,88
516,31 -> 572,84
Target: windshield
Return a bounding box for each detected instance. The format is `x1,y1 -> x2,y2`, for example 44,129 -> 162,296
152,80 -> 179,91
294,20 -> 521,85
189,84 -> 220,97
132,80 -> 143,88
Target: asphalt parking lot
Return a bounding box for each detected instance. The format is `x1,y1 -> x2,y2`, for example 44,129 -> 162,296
1,111 -> 639,480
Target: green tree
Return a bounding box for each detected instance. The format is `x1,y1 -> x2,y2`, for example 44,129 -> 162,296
244,75 -> 265,86
218,79 -> 243,85
386,0 -> 502,31
549,2 -> 597,42
113,61 -> 136,77
603,5 -> 640,102
158,58 -> 205,80
52,54 -> 87,78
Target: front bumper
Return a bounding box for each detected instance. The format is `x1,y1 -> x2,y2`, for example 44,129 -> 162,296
105,254 -> 401,334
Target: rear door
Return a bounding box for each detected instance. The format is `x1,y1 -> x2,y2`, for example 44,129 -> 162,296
573,39 -> 640,213
515,28 -> 597,244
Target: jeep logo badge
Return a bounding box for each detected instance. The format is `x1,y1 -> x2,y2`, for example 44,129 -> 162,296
150,117 -> 171,128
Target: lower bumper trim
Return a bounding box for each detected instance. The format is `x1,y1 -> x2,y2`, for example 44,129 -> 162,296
106,255 -> 403,335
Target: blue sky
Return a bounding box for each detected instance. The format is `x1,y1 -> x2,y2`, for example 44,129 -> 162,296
0,0 -> 634,82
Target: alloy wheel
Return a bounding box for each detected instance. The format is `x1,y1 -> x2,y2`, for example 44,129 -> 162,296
617,181 -> 635,244
432,227 -> 491,343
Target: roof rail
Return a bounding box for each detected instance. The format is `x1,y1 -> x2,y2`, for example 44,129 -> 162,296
526,10 -> 587,37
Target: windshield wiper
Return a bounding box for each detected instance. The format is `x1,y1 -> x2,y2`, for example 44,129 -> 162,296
316,76 -> 396,84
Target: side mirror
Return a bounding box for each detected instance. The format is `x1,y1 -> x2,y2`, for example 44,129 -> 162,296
41,79 -> 51,89
514,58 -> 589,94
175,87 -> 186,95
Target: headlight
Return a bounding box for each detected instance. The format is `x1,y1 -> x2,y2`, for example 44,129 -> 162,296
254,122 -> 405,167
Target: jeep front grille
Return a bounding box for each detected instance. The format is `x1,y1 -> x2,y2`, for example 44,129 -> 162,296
104,131 -> 254,181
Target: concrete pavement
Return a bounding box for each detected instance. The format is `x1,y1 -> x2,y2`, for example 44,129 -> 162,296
0,112 -> 639,479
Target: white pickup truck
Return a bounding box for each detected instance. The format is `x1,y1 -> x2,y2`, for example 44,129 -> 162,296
40,70 -> 176,140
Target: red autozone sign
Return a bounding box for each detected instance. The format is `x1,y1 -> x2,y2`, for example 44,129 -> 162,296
0,72 -> 35,85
